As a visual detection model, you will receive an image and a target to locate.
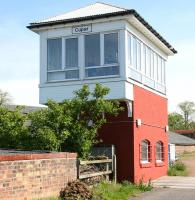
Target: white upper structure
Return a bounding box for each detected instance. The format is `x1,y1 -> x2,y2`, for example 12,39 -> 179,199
28,2 -> 176,104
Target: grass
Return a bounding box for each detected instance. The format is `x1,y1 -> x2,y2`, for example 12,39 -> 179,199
92,181 -> 152,200
37,180 -> 152,200
168,161 -> 188,176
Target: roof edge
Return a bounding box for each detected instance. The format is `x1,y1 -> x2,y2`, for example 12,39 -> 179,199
27,9 -> 177,54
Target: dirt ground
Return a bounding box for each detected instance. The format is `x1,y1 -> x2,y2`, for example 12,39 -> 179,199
180,151 -> 195,176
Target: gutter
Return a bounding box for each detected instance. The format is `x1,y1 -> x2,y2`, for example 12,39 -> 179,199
27,9 -> 177,54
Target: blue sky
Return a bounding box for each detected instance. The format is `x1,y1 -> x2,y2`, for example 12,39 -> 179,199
0,0 -> 195,112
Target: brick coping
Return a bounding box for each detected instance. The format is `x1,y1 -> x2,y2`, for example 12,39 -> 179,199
0,152 -> 77,161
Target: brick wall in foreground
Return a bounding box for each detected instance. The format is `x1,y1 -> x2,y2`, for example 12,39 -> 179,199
0,152 -> 77,200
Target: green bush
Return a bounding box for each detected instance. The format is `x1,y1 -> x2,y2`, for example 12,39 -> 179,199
27,84 -> 123,158
0,106 -> 27,149
168,161 -> 187,176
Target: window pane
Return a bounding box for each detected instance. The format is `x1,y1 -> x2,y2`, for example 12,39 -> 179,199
162,59 -> 166,84
133,37 -> 137,69
48,72 -> 64,81
157,56 -> 162,82
85,34 -> 100,67
146,47 -> 151,77
137,41 -> 141,71
65,70 -> 79,79
156,142 -> 163,161
66,38 -> 78,68
85,66 -> 119,77
150,51 -> 154,78
128,35 -> 131,65
47,38 -> 62,70
154,53 -> 157,81
143,45 -> 146,74
141,140 -> 149,161
104,33 -> 118,64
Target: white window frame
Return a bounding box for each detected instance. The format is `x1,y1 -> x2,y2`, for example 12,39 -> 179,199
47,36 -> 80,82
127,31 -> 167,94
156,141 -> 164,163
141,140 -> 150,164
84,31 -> 120,79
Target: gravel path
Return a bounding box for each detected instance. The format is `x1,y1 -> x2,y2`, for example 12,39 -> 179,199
130,188 -> 195,200
181,152 -> 195,176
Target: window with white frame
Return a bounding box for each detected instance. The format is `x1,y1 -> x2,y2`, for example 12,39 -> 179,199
85,32 -> 119,78
128,33 -> 166,92
156,141 -> 164,162
47,38 -> 62,71
47,37 -> 79,81
104,33 -> 118,64
85,34 -> 100,67
65,38 -> 79,79
140,140 -> 151,163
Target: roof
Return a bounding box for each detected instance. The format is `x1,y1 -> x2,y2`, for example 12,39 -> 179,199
4,104 -> 46,114
27,2 -> 177,54
168,131 -> 195,145
174,130 -> 195,134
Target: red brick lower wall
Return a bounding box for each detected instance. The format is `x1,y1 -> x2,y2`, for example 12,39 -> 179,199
176,146 -> 195,154
0,152 -> 77,200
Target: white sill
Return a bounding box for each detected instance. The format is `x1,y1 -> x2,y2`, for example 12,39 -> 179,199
156,160 -> 163,163
141,161 -> 150,164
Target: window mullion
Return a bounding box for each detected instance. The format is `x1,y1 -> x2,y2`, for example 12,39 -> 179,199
100,33 -> 104,66
62,37 -> 65,70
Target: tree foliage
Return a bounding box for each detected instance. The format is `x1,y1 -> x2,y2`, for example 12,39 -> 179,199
0,89 -> 12,106
0,106 -> 27,149
169,101 -> 195,130
27,84 -> 123,158
178,101 -> 195,129
168,112 -> 185,131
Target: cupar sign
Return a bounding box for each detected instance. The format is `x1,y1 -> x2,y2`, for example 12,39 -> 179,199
72,24 -> 92,34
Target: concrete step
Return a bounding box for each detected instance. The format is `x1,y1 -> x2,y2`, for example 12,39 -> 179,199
152,176 -> 195,189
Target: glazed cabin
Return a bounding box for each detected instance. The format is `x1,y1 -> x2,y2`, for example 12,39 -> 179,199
28,2 -> 176,183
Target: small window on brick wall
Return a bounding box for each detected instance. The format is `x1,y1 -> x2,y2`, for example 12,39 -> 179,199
156,141 -> 164,162
140,140 -> 152,163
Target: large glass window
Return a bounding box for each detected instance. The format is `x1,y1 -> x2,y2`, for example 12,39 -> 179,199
146,47 -> 151,77
162,59 -> 166,84
141,140 -> 151,163
66,38 -> 78,68
85,32 -> 119,78
132,37 -> 137,69
47,38 -> 62,70
104,33 -> 118,64
65,38 -> 79,79
154,53 -> 158,81
137,41 -> 141,71
85,34 -> 100,67
128,35 -> 132,65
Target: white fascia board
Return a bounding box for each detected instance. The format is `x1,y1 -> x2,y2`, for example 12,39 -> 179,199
127,15 -> 174,57
39,79 -> 134,104
30,16 -> 127,33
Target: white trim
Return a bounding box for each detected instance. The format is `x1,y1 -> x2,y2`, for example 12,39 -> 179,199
141,160 -> 150,164
62,37 -> 65,69
100,33 -> 104,66
85,75 -> 120,80
79,35 -> 85,80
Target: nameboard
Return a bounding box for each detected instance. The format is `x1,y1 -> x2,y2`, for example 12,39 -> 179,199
72,24 -> 92,34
